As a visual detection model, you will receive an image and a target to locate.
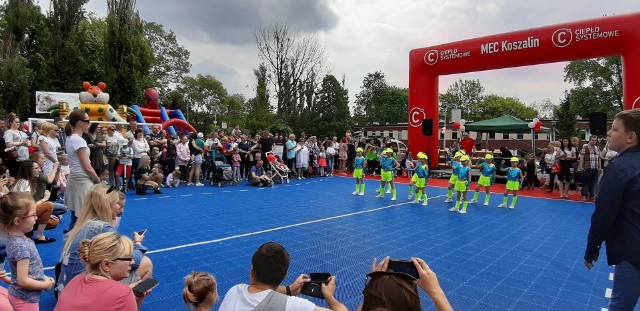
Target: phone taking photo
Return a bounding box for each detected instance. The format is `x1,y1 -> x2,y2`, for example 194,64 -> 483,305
132,278 -> 159,296
387,259 -> 420,279
136,229 -> 147,236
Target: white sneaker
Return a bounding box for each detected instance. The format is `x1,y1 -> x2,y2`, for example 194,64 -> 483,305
391,197 -> 396,201
444,198 -> 453,203
469,199 -> 477,204
483,202 -> 489,206
352,191 -> 357,195
421,201 -> 428,206
498,203 -> 506,208
408,194 -> 414,200
509,205 -> 515,209
195,182 -> 204,187
375,194 -> 383,198
458,209 -> 467,214
187,182 -> 194,186
358,192 -> 364,196
385,190 -> 391,194
448,207 -> 458,212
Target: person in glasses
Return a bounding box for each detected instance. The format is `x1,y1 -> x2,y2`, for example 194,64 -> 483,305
65,110 -> 100,231
359,257 -> 452,311
56,185 -> 153,302
219,242 -> 347,311
0,192 -> 55,310
55,232 -> 149,311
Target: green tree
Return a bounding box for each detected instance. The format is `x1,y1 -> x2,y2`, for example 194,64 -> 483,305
104,0 -> 153,106
353,71 -> 387,125
564,56 -> 622,115
305,74 -> 351,137
470,95 -> 538,121
530,98 -> 557,119
554,94 -> 579,138
439,79 -> 485,120
176,74 -> 228,132
245,64 -> 278,134
142,21 -> 191,100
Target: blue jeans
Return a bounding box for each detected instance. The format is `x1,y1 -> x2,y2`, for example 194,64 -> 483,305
610,261 -> 640,310
581,169 -> 599,198
52,203 -> 67,217
326,156 -> 334,175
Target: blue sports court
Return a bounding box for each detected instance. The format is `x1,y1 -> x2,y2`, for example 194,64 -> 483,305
36,176 -> 621,310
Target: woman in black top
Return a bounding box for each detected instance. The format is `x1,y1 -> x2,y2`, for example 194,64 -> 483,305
135,155 -> 162,194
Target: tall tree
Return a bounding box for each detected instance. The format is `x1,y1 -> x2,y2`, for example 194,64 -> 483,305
176,74 -> 228,132
245,63 -> 277,133
530,98 -> 556,119
564,56 -> 622,115
439,79 -> 485,120
47,0 -> 89,91
305,74 -> 351,137
142,21 -> 191,100
470,95 -> 538,121
255,22 -> 327,119
353,71 -> 386,125
554,93 -> 579,139
104,0 -> 153,106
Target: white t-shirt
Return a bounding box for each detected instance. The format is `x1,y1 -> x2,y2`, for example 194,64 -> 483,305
219,284 -> 315,311
66,134 -> 89,175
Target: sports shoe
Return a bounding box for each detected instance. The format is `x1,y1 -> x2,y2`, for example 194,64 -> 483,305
358,192 -> 364,196
412,200 -> 419,204
375,194 -> 384,198
385,190 -> 391,194
187,182 -> 194,186
408,194 -> 414,200
421,201 -> 428,206
448,207 -> 458,212
498,203 -> 506,208
195,182 -> 204,187
509,205 -> 515,209
483,201 -> 489,206
153,189 -> 163,194
352,191 -> 358,195
391,197 -> 396,201
444,198 -> 453,203
469,199 -> 477,204
458,209 -> 467,214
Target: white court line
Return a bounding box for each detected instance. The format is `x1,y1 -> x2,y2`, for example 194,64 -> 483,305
134,198 -> 147,201
601,308 -> 608,311
609,273 -> 614,281
180,194 -> 192,197
146,194 -> 447,255
201,193 -> 213,195
605,288 -> 612,298
239,190 -> 249,192
222,191 -> 231,193
158,196 -> 171,199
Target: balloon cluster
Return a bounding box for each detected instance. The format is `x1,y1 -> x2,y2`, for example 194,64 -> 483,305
527,118 -> 543,133
452,119 -> 466,133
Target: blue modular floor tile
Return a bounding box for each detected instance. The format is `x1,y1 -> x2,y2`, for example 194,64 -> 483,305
28,177 -> 629,310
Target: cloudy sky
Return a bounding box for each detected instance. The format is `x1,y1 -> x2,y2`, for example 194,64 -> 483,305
43,0 -> 640,109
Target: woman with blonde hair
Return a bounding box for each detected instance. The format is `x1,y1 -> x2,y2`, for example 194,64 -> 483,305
56,185 -> 153,298
134,155 -> 163,194
54,232 -> 148,310
183,271 -> 218,311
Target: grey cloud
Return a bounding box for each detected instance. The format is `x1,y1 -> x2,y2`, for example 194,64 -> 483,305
135,0 -> 338,45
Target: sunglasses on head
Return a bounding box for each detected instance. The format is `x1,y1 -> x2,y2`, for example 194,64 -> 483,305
106,185 -> 118,194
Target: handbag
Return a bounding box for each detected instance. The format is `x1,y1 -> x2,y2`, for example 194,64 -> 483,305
5,149 -> 17,160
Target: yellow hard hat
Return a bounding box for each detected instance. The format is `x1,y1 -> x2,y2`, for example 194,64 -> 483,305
510,157 -> 519,162
485,154 -> 493,159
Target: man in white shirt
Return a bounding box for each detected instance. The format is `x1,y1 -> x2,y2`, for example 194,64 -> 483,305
219,242 -> 347,311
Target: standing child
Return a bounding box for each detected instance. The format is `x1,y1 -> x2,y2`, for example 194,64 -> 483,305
469,154 -> 497,206
116,140 -> 133,191
411,152 -> 429,206
407,153 -> 418,200
352,147 -> 367,195
499,157 -> 524,209
376,148 -> 400,200
311,153 -> 319,177
318,147 -> 327,177
444,152 -> 463,203
449,155 -> 472,214
523,155 -> 538,190
231,148 -> 241,184
0,192 -> 56,310
405,152 -> 415,179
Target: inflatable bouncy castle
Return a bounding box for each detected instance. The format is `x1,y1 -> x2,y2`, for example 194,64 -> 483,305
57,82 -> 129,122
131,88 -> 195,136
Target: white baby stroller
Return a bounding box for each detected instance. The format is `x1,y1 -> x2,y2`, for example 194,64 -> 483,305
265,152 -> 290,184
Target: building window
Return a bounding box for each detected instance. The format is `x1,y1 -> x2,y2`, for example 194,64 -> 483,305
517,133 -> 524,140
502,133 -> 509,139
451,132 -> 458,140
440,131 -> 445,139
489,133 -> 495,139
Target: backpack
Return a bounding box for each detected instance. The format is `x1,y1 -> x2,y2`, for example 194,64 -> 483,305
550,162 -> 561,174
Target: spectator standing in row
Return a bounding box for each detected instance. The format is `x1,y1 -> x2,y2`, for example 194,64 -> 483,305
578,135 -> 601,201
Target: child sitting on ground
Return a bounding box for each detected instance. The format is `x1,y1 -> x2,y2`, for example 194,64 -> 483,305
99,169 -> 110,185
183,271 -> 217,311
166,169 -> 181,188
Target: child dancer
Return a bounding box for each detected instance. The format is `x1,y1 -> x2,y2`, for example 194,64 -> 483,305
470,154 -> 496,206
318,147 -> 327,177
499,157 -> 524,209
444,152 -> 463,203
376,148 -> 400,200
231,147 -> 241,184
183,271 -> 218,311
449,155 -> 472,214
353,147 -> 367,195
411,152 -> 429,206
0,192 -> 55,310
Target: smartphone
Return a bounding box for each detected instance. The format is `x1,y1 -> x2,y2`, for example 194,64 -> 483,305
136,229 -> 147,236
387,259 -> 420,279
301,273 -> 331,299
132,278 -> 159,296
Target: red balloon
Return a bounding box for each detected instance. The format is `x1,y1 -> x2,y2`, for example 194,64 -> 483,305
267,154 -> 276,163
536,121 -> 543,127
453,122 -> 460,130
534,127 -> 542,133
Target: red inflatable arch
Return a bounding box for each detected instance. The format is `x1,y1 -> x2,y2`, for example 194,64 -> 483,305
409,12 -> 640,168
